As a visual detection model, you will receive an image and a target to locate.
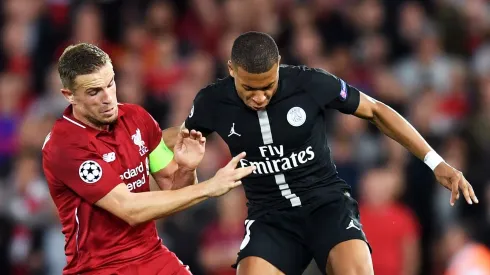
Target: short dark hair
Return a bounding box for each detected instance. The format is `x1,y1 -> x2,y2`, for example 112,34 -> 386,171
231,31 -> 279,74
58,43 -> 111,90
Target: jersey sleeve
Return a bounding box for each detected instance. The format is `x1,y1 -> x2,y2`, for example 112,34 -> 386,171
305,68 -> 361,114
135,105 -> 163,153
43,145 -> 122,204
184,88 -> 215,136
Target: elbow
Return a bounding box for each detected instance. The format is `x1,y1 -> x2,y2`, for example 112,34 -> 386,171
125,216 -> 141,227
369,99 -> 388,125
370,102 -> 381,124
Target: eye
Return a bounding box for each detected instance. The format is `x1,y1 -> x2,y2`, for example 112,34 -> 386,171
88,90 -> 99,96
108,80 -> 115,87
265,83 -> 274,90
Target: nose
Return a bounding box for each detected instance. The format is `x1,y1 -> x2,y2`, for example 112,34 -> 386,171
252,92 -> 267,105
101,88 -> 113,104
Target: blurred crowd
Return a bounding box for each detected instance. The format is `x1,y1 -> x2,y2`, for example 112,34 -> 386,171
1,0 -> 490,274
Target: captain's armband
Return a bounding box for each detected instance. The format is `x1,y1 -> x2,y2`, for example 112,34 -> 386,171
149,139 -> 174,173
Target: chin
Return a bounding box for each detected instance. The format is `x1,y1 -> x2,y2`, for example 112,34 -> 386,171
249,105 -> 267,111
104,114 -> 118,125
89,115 -> 117,128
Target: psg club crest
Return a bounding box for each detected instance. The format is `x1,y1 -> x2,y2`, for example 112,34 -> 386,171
287,107 -> 306,127
132,128 -> 149,156
79,160 -> 102,184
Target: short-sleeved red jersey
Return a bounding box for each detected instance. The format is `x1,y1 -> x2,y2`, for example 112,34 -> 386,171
42,103 -> 166,274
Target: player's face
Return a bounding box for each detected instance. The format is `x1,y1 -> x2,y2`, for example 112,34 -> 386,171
62,62 -> 118,128
229,61 -> 280,111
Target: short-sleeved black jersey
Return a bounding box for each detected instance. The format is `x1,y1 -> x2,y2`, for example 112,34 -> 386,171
186,65 -> 361,218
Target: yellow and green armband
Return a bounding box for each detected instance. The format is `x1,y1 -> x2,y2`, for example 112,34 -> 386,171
149,139 -> 174,173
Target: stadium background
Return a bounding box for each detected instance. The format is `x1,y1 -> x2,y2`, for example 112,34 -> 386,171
1,0 -> 490,274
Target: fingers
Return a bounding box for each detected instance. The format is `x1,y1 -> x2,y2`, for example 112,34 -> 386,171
233,166 -> 256,180
189,129 -> 202,140
180,128 -> 190,139
459,175 -> 472,205
227,152 -> 247,167
450,178 -> 459,206
468,182 -> 478,204
462,177 -> 479,204
183,129 -> 206,144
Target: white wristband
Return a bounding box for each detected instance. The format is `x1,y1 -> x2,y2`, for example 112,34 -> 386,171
424,151 -> 444,170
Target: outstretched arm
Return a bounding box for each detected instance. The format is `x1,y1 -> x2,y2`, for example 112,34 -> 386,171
353,93 -> 430,160
353,92 -> 478,206
96,153 -> 254,226
151,161 -> 198,191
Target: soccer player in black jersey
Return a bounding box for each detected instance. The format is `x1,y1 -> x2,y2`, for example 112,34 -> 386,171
163,32 -> 478,275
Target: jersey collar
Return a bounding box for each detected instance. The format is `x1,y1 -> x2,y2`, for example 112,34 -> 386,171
62,104 -> 125,136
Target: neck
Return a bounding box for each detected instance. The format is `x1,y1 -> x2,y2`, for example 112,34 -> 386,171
72,106 -> 109,131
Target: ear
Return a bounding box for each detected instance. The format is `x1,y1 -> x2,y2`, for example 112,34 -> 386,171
275,56 -> 282,75
61,88 -> 75,104
227,60 -> 235,78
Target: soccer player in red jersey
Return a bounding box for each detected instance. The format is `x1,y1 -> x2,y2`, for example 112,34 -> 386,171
41,43 -> 255,275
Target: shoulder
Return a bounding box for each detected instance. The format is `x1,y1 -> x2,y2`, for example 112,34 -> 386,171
195,76 -> 234,102
117,103 -> 149,117
279,64 -> 339,88
280,64 -> 336,77
42,118 -> 91,162
117,103 -> 159,127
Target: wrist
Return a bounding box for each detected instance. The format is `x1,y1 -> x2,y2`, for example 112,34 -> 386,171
177,165 -> 196,173
199,179 -> 214,198
424,150 -> 444,171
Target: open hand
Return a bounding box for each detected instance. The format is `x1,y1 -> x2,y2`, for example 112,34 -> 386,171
434,162 -> 478,206
173,128 -> 206,170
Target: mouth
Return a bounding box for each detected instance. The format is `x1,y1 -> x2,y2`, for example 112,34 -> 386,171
101,107 -> 115,114
250,106 -> 266,111
248,102 -> 269,111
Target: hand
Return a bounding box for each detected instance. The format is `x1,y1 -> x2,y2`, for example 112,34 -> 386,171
173,128 -> 206,170
434,162 -> 478,206
205,152 -> 255,197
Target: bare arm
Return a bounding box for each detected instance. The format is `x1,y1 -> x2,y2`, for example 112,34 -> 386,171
151,160 -> 198,190
353,93 -> 432,160
96,183 -> 210,226
353,92 -> 478,205
95,153 -> 254,226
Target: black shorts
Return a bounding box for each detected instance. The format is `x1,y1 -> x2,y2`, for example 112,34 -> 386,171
233,190 -> 371,275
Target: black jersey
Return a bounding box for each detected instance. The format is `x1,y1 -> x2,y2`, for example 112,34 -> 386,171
185,65 -> 361,218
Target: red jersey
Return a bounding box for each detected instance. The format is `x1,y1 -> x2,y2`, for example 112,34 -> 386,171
359,203 -> 420,275
42,103 -> 166,274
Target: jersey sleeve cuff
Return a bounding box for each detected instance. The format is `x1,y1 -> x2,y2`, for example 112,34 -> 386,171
340,86 -> 361,114
86,182 -> 121,205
